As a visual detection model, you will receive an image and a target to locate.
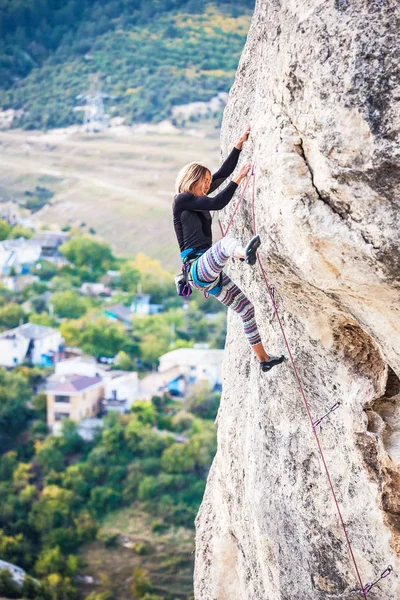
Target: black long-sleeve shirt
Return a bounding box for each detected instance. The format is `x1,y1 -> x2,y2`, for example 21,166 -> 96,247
173,147 -> 241,258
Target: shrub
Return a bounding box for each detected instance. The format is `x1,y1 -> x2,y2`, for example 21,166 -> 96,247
131,567 -> 152,598
0,569 -> 21,598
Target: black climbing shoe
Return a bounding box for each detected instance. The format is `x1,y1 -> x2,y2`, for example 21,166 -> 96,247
239,235 -> 261,265
260,355 -> 285,372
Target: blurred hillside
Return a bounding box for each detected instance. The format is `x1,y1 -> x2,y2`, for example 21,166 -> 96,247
0,126 -> 225,267
0,0 -> 253,130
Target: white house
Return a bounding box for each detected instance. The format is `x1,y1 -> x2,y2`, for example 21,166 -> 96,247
0,323 -> 63,368
80,282 -> 112,296
130,293 -> 163,316
158,348 -> 224,392
0,238 -> 42,275
103,371 -> 140,409
0,273 -> 39,292
55,356 -> 110,379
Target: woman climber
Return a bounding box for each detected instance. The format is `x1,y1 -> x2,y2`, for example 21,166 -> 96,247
173,126 -> 284,373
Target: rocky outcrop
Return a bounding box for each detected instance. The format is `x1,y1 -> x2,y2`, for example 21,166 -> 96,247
194,1 -> 400,598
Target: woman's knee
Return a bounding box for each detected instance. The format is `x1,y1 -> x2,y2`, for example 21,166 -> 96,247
240,301 -> 255,321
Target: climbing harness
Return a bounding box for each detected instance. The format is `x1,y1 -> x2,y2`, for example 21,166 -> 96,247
217,162 -> 393,596
175,249 -> 223,299
174,262 -> 192,297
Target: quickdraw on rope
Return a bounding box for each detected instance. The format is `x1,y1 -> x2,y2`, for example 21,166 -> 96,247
360,565 -> 392,596
270,285 -> 278,319
313,401 -> 341,429
217,162 -> 393,596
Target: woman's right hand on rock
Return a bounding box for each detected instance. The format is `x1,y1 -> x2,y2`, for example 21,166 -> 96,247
234,163 -> 252,184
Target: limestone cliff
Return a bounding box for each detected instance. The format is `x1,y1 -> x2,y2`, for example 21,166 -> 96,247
194,1 -> 400,598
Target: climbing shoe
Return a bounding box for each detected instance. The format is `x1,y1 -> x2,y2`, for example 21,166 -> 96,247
260,355 -> 285,372
239,234 -> 261,265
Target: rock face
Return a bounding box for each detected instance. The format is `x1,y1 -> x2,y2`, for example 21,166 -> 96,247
194,1 -> 400,599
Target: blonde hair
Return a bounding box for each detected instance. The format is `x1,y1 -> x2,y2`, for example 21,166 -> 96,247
175,162 -> 211,194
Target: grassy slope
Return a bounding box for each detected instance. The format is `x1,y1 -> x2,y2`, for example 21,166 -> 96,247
79,506 -> 194,599
0,125 -> 227,268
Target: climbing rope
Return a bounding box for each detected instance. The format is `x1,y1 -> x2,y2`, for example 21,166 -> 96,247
218,166 -> 392,597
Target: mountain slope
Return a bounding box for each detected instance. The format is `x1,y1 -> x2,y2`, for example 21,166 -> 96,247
0,1 -> 253,130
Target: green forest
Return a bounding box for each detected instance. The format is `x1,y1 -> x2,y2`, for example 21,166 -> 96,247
0,387 -> 218,600
0,0 -> 254,129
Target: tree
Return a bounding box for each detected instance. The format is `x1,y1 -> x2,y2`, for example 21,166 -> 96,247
61,419 -> 83,454
0,303 -> 26,328
29,312 -> 58,327
0,369 -> 32,449
61,318 -> 128,358
0,529 -> 24,564
0,219 -> 11,241
115,350 -> 134,370
131,401 -> 156,425
0,569 -> 20,599
171,410 -> 195,432
32,392 -> 47,420
52,290 -> 87,319
10,224 -> 33,239
12,462 -> 32,492
133,253 -> 175,304
161,443 -> 196,474
36,259 -> 58,281
88,486 -> 121,517
120,261 -> 140,292
35,546 -> 64,576
60,237 -> 114,272
184,381 -> 220,419
35,438 -> 65,473
139,333 -> 170,365
21,575 -> 42,599
30,485 -> 74,533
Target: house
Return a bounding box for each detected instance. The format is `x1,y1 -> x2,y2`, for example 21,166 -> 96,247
55,355 -> 110,379
101,270 -> 121,285
0,238 -> 42,275
78,418 -> 103,441
0,201 -> 21,226
46,374 -> 104,432
138,348 -> 224,400
158,348 -> 224,391
32,230 -> 69,258
0,273 -> 39,292
54,356 -> 140,413
0,323 -> 64,368
104,295 -> 163,325
130,293 -> 163,316
104,303 -> 133,326
102,371 -> 140,412
80,282 -> 112,297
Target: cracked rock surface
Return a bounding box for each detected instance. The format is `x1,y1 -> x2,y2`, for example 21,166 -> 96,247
194,1 -> 400,598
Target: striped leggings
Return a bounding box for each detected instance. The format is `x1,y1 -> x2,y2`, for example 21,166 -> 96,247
190,236 -> 261,347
